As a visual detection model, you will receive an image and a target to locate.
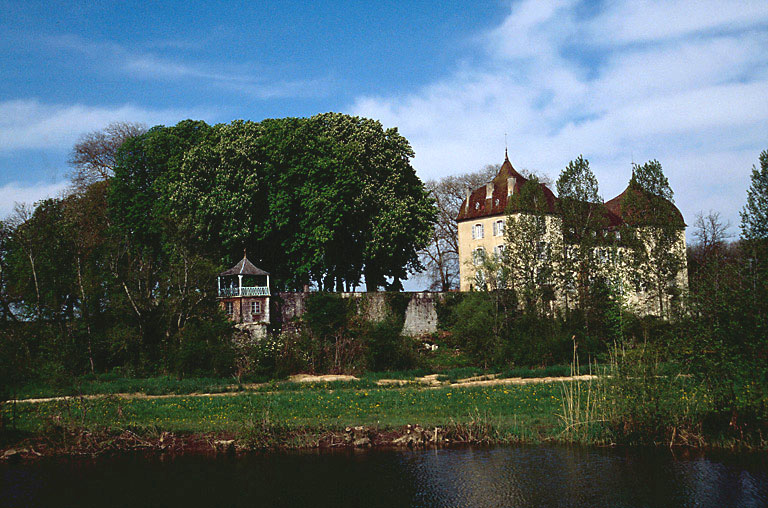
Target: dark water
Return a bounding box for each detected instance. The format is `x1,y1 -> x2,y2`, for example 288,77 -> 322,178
1,445 -> 766,508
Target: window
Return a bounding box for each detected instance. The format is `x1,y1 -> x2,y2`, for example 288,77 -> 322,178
536,241 -> 549,260
473,247 -> 486,265
493,244 -> 504,260
251,301 -> 261,314
225,302 -> 233,316
493,219 -> 504,236
474,202 -> 480,210
472,223 -> 484,239
615,231 -> 621,241
494,198 -> 500,207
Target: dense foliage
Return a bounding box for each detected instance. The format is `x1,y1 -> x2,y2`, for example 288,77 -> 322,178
0,115 -> 434,398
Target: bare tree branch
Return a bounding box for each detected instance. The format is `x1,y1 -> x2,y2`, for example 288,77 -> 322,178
68,121 -> 147,190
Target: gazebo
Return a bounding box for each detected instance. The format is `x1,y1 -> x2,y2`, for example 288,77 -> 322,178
217,253 -> 270,324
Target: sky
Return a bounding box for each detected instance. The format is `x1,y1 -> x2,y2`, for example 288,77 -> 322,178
2,0 -> 767,244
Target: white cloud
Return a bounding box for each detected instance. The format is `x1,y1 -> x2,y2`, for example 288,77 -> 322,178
46,34 -> 332,99
0,99 -> 205,152
591,0 -> 768,44
0,180 -> 69,219
350,0 -> 768,236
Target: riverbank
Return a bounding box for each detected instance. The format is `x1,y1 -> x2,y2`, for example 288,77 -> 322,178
2,376 -> 766,460
1,382 -> 570,459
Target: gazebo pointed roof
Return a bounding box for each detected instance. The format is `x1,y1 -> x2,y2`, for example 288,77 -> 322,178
219,254 -> 270,277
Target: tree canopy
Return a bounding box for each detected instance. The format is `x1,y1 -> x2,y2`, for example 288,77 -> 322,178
167,114 -> 435,291
740,149 -> 768,242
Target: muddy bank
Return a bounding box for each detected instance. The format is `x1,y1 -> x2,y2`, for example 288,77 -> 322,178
0,422 -> 518,462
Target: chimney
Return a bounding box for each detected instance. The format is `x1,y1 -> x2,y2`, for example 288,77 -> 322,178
507,177 -> 517,196
465,187 -> 471,210
486,183 -> 493,200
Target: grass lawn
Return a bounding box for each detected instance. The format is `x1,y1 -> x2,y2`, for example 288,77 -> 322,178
3,383 -> 566,442
9,364 -> 602,401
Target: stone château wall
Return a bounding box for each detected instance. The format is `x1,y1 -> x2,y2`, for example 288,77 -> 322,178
272,291 -> 445,337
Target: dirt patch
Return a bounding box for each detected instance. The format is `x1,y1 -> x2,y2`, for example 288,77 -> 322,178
376,374 -> 442,387
289,374 -> 359,383
451,374 -> 598,388
376,373 -> 598,388
7,373 -> 599,406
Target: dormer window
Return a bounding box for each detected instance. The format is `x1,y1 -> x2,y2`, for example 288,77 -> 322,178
494,198 -> 500,207
472,223 -> 484,239
474,202 -> 480,210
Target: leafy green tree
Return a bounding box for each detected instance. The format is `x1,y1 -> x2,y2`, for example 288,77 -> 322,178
556,155 -> 606,317
735,149 -> 768,385
109,120 -> 216,367
451,291 -> 512,368
502,177 -> 561,314
740,149 -> 768,262
171,114 -> 435,291
621,160 -> 685,317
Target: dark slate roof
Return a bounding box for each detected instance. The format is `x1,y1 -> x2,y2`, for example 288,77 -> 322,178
219,255 -> 270,276
457,153 -> 558,222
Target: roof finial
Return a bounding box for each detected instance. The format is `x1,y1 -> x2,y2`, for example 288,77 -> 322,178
504,133 -> 509,161
243,248 -> 247,259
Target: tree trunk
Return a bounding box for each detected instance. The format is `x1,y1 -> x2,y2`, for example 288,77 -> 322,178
76,255 -> 95,373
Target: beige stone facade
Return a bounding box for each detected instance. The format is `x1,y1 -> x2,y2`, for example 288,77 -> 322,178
457,215 -> 507,291
457,154 -> 688,315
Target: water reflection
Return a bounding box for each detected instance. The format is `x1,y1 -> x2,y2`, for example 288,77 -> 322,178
1,445 -> 766,507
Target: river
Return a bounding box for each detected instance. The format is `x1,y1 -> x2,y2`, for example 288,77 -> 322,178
2,445 -> 766,507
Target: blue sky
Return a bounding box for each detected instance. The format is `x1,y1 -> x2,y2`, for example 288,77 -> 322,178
2,0 -> 768,247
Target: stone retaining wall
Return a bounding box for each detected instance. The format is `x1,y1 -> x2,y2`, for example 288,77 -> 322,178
272,292 -> 446,337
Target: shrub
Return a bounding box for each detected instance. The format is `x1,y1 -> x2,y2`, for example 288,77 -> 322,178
451,292 -> 504,368
173,317 -> 235,377
363,318 -> 419,372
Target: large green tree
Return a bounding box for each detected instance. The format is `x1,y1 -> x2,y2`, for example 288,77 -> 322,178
621,160 -> 685,317
738,149 -> 768,345
556,155 -> 606,316
740,150 -> 768,243
502,177 -> 561,314
170,113 -> 435,291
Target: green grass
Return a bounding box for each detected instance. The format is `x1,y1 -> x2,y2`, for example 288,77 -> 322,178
3,383 -> 565,439
9,364 -> 597,401
5,374 -> 764,451
11,375 -> 251,400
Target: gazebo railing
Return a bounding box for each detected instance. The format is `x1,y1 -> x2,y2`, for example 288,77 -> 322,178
219,287 -> 270,297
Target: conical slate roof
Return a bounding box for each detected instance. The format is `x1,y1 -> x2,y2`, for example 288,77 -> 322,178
219,255 -> 270,276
